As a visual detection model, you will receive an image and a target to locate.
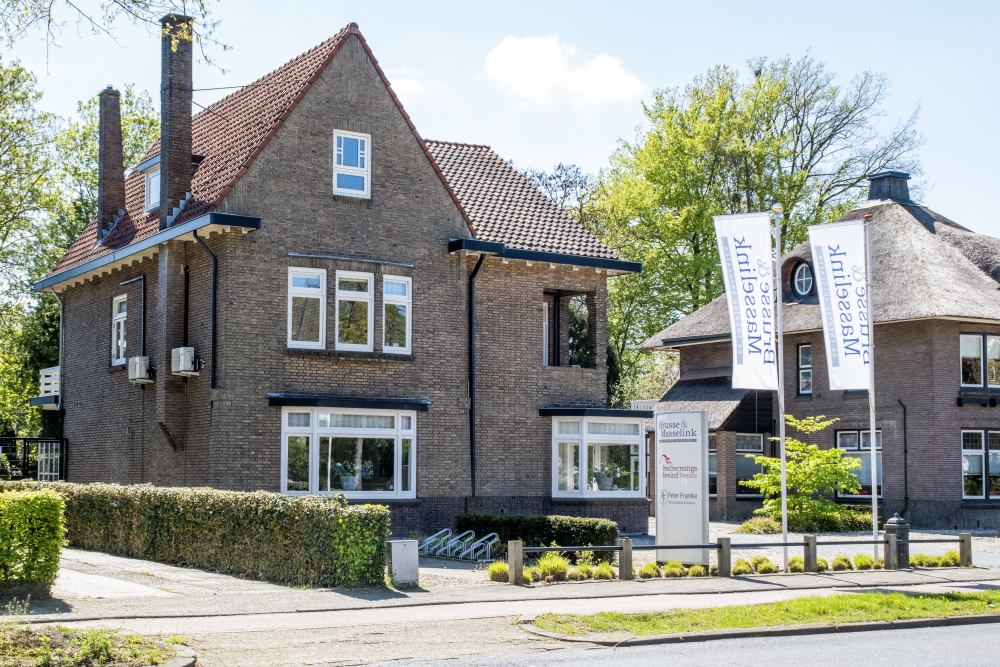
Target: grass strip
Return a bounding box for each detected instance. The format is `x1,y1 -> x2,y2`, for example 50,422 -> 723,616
534,590 -> 1000,637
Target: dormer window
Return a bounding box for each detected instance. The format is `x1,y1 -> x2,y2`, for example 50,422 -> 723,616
144,166 -> 160,211
792,262 -> 812,298
333,130 -> 371,199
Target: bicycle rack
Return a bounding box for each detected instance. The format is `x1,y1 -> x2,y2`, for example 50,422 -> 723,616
435,530 -> 475,557
458,532 -> 499,562
418,529 -> 452,555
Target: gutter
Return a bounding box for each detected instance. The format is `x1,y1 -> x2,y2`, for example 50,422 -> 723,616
468,253 -> 486,498
447,238 -> 642,274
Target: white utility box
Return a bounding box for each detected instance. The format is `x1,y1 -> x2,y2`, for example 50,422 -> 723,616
171,347 -> 202,376
128,356 -> 154,384
387,540 -> 418,586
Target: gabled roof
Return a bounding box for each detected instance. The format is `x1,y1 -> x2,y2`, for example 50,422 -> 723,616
426,141 -> 617,260
639,200 -> 1000,350
48,25 -> 473,279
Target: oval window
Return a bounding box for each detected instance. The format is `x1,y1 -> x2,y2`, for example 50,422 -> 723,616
793,263 -> 813,298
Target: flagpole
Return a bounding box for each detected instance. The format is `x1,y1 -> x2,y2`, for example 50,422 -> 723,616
772,205 -> 788,573
864,212 -> 878,560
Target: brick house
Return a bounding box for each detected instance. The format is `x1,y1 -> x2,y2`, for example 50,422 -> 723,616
639,172 -> 1000,529
30,20 -> 653,534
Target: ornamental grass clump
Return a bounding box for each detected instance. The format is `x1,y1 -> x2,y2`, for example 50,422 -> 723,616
788,556 -> 805,573
537,551 -> 570,581
571,563 -> 593,580
732,559 -> 752,576
941,551 -> 960,567
923,555 -> 941,567
854,554 -> 875,571
910,554 -> 927,567
874,557 -> 885,570
594,562 -> 615,580
638,562 -> 661,579
754,558 -> 779,574
688,565 -> 707,577
816,557 -> 829,572
662,561 -> 686,578
487,561 -> 509,583
832,555 -> 854,571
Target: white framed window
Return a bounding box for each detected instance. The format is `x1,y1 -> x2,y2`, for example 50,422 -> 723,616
542,302 -> 549,366
798,343 -> 812,395
837,429 -> 882,498
111,294 -> 127,365
383,276 -> 412,354
281,407 -> 415,499
333,129 -> 371,198
961,334 -> 984,386
287,268 -> 326,349
792,262 -> 813,298
708,433 -> 717,497
335,271 -> 373,352
144,166 -> 160,211
735,433 -> 764,497
551,417 -> 645,498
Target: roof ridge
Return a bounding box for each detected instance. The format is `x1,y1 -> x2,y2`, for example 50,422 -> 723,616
424,139 -> 491,149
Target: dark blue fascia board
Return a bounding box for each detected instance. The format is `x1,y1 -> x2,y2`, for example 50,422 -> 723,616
267,393 -> 431,412
538,406 -> 653,418
34,213 -> 261,292
29,395 -> 58,408
135,154 -> 160,173
447,238 -> 642,274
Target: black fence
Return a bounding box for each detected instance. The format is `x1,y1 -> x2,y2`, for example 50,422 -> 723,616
0,437 -> 67,481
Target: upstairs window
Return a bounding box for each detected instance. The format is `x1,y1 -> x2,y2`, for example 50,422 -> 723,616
333,130 -> 371,198
287,268 -> 326,349
383,276 -> 412,354
961,334 -> 1000,388
144,166 -> 160,211
111,295 -> 127,365
336,271 -> 373,352
792,263 -> 812,298
798,344 -> 812,395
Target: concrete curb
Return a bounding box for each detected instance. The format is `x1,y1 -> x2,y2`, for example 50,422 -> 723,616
163,644 -> 196,667
520,613 -> 1000,646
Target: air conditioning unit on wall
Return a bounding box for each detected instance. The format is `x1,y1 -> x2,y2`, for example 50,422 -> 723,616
171,347 -> 204,376
128,356 -> 154,384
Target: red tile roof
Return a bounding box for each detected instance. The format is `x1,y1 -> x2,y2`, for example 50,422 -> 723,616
425,141 -> 617,260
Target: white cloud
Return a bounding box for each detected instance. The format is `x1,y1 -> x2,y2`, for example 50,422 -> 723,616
386,67 -> 445,100
484,35 -> 646,108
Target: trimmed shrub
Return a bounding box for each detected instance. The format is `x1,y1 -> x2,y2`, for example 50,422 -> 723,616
732,559 -> 752,576
734,516 -> 781,535
537,552 -> 570,581
638,562 -> 661,579
816,557 -> 828,572
831,555 -> 853,571
755,558 -> 779,574
456,514 -> 617,562
788,556 -> 805,573
487,561 -> 509,583
941,551 -> 960,567
0,481 -> 389,587
594,562 -> 614,580
853,553 -> 875,570
689,564 -> 707,577
0,489 -> 65,590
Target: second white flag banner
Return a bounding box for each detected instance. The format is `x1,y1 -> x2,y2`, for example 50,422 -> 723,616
714,212 -> 778,390
808,219 -> 871,390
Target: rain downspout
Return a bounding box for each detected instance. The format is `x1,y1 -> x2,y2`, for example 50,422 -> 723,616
898,399 -> 909,517
468,253 -> 486,498
192,229 -> 218,389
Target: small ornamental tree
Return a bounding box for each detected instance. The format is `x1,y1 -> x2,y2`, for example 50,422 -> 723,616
742,415 -> 864,531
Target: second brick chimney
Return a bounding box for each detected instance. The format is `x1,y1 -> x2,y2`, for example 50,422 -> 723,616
159,14 -> 194,230
97,85 -> 125,240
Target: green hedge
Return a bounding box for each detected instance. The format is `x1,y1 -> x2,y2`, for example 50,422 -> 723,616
0,482 -> 389,587
0,489 -> 65,590
456,514 -> 618,562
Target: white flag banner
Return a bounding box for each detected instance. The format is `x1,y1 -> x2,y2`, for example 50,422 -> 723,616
714,212 -> 779,390
808,219 -> 871,390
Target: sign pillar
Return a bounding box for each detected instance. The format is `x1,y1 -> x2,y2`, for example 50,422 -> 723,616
654,410 -> 709,565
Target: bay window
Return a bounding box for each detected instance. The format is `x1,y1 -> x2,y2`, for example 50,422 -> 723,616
111,295 -> 127,365
383,276 -> 411,354
837,429 -> 882,497
287,268 -> 326,349
552,418 -> 644,498
735,433 -> 763,496
962,430 -> 1000,500
336,271 -> 373,351
281,408 -> 415,498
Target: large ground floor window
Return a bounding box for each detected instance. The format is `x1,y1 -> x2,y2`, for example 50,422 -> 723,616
281,408 -> 416,499
552,418 -> 645,498
735,433 -> 764,497
837,429 -> 882,498
963,430 -> 1000,500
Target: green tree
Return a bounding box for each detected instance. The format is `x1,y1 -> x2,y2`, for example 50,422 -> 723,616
742,415 -> 864,531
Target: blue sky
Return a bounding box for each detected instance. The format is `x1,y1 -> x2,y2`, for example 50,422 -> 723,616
10,0 -> 998,235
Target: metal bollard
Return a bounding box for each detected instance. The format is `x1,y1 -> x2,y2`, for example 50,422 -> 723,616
619,538 -> 633,580
959,533 -> 973,567
884,533 -> 898,570
717,537 -> 731,577
803,535 -> 817,573
508,540 -> 523,585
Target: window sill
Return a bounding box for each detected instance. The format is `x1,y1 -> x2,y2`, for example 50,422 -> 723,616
794,394 -> 813,400
962,500 -> 1000,508
285,491 -> 416,500
543,366 -> 600,372
332,194 -> 373,206
843,390 -> 869,399
287,348 -> 414,363
109,364 -> 127,373
550,496 -> 648,504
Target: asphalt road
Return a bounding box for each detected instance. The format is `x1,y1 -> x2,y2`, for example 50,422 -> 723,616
387,624 -> 1000,667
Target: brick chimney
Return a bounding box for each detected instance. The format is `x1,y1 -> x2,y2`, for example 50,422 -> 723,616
159,14 -> 194,230
867,171 -> 910,202
97,85 -> 125,240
